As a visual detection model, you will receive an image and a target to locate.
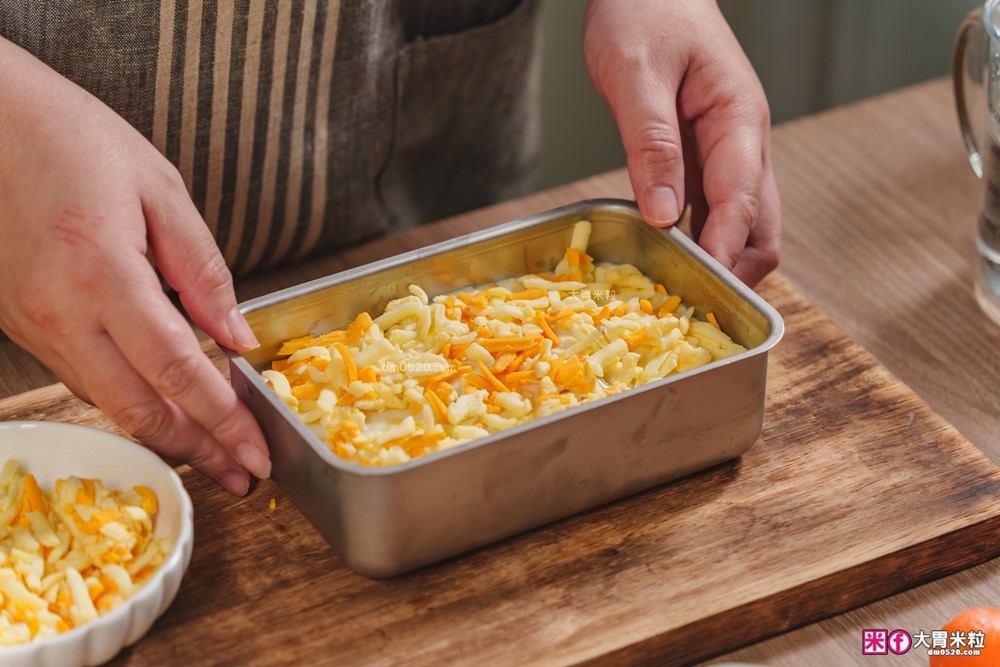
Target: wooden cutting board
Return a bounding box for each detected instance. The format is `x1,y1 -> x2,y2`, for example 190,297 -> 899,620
2,272 -> 1000,667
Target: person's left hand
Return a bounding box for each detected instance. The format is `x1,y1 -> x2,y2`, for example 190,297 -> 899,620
583,0 -> 781,287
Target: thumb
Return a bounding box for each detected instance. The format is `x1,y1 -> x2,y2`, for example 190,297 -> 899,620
140,165 -> 258,352
610,77 -> 686,227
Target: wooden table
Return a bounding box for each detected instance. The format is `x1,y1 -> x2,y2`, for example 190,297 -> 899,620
2,78 -> 998,665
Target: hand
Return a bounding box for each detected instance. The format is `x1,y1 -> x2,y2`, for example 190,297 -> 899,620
583,0 -> 781,286
0,38 -> 270,495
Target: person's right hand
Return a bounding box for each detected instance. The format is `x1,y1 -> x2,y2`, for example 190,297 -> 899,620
0,38 -> 270,495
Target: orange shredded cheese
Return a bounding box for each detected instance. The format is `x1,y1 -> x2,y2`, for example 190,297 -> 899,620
624,328 -> 650,349
133,486 -> 158,515
424,388 -> 450,423
534,314 -> 561,346
503,370 -> 538,385
478,336 -> 543,352
262,219 -> 746,467
507,288 -> 547,301
505,349 -> 531,373
658,295 -> 682,317
277,330 -> 346,356
345,312 -> 374,344
475,361 -> 511,393
589,305 -> 611,327
291,382 -> 324,401
0,459 -> 172,645
333,342 -> 357,384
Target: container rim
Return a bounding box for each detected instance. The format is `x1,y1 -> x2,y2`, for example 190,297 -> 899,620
228,198 -> 785,477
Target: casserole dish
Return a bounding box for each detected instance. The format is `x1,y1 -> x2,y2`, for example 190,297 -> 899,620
228,199 -> 784,577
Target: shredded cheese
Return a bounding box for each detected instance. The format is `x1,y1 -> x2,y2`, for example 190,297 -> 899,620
262,220 -> 748,467
0,460 -> 172,645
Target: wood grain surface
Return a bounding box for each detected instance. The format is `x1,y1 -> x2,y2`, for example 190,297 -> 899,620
2,78 -> 999,665
714,78 -> 1000,667
767,79 -> 1000,465
2,271 -> 999,666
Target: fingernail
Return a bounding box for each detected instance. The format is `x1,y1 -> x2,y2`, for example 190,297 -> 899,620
236,442 -> 271,479
643,186 -> 680,225
218,471 -> 250,496
226,308 -> 259,351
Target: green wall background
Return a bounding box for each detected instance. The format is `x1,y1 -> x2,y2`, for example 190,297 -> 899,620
537,0 -> 982,189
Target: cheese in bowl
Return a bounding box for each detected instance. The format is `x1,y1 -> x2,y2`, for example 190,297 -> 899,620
0,459 -> 172,646
261,220 -> 746,467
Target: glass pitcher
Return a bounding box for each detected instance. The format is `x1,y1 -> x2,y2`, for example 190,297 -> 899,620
954,0 -> 1000,323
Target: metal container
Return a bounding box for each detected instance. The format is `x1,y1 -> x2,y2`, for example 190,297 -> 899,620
227,199 -> 784,577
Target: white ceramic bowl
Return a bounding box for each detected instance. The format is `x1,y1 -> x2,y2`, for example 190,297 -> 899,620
0,421 -> 194,667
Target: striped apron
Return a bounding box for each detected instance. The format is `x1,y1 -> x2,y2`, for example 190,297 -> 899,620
0,0 -> 541,275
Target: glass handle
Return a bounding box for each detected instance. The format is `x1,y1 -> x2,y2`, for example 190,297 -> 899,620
954,7 -> 988,179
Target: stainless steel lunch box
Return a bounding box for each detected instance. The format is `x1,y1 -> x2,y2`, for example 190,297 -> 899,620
228,199 -> 784,577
